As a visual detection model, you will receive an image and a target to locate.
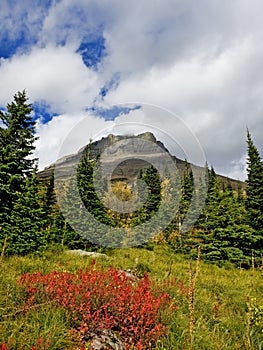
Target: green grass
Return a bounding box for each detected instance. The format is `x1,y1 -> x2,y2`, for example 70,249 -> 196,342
1,244 -> 263,349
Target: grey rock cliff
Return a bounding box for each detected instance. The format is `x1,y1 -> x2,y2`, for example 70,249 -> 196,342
38,132 -> 245,191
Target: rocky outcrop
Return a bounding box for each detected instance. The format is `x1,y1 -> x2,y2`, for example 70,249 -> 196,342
38,132 -> 245,191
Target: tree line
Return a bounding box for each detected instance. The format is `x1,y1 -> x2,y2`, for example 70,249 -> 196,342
0,91 -> 262,267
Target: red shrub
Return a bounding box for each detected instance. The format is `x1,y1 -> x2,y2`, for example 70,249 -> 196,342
19,261 -> 173,349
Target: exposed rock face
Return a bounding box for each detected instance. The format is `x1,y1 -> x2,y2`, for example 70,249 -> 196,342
38,132 -> 245,190
38,132 -> 169,183
92,133 -> 175,184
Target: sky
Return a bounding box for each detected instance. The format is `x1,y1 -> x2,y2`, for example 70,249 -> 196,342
0,0 -> 263,181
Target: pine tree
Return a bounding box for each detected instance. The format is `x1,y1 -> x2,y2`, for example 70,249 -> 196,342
245,130 -> 263,256
77,147 -> 110,225
196,166 -> 220,229
189,166 -> 254,266
61,176 -> 94,249
245,130 -> 263,229
9,172 -> 47,254
131,165 -> 162,226
0,91 -> 44,254
40,175 -> 71,247
202,187 -> 255,266
61,145 -> 115,247
141,165 -> 162,219
0,91 -> 37,206
179,161 -> 194,229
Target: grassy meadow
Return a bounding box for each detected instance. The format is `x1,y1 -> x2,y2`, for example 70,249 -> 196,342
0,244 -> 263,349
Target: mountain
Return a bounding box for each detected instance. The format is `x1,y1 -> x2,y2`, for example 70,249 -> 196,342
38,131 -> 246,190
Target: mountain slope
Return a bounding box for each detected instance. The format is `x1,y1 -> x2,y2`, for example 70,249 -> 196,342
38,131 -> 246,191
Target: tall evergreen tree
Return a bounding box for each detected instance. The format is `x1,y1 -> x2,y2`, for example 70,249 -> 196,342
179,165 -> 255,266
41,174 -> 71,246
179,161 -> 194,229
77,146 -> 110,225
201,167 -> 221,230
9,172 -> 47,254
245,130 -> 263,229
245,130 -> 263,255
0,91 -> 37,215
0,91 -> 44,254
199,187 -> 255,266
131,165 -> 162,226
60,145 -> 116,247
141,165 -> 162,220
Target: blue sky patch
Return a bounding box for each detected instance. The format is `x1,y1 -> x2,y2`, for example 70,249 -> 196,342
0,1 -> 52,59
0,31 -> 36,59
87,105 -> 141,121
100,73 -> 121,97
77,35 -> 106,68
32,100 -> 59,124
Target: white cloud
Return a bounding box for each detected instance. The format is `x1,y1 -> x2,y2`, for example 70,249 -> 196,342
103,38 -> 263,180
0,45 -> 101,112
35,105 -> 207,180
0,0 -> 48,46
1,0 -> 263,180
35,111 -> 115,170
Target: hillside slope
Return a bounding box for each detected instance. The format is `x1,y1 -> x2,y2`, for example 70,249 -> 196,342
38,131 -> 246,191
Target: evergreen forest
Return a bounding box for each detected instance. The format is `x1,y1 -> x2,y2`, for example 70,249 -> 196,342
1,91 -> 263,349
1,91 -> 262,267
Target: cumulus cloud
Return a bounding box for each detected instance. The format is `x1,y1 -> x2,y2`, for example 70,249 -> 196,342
0,0 -> 263,180
103,37 -> 263,180
35,111 -> 114,169
35,105 -> 206,176
0,45 -> 101,112
0,0 -> 50,57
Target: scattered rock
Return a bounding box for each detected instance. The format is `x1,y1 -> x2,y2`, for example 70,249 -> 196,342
89,329 -> 125,350
66,249 -> 107,258
118,269 -> 139,282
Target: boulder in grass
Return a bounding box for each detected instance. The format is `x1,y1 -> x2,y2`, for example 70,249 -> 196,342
66,249 -> 108,258
90,329 -> 125,350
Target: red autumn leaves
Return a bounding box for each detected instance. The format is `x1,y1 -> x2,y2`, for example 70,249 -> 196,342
17,260 -> 173,349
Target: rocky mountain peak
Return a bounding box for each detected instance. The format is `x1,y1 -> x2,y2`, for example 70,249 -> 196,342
37,131 -> 245,191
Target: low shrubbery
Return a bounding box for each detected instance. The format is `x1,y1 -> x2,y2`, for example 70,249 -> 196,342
15,260 -> 172,349
1,246 -> 263,349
